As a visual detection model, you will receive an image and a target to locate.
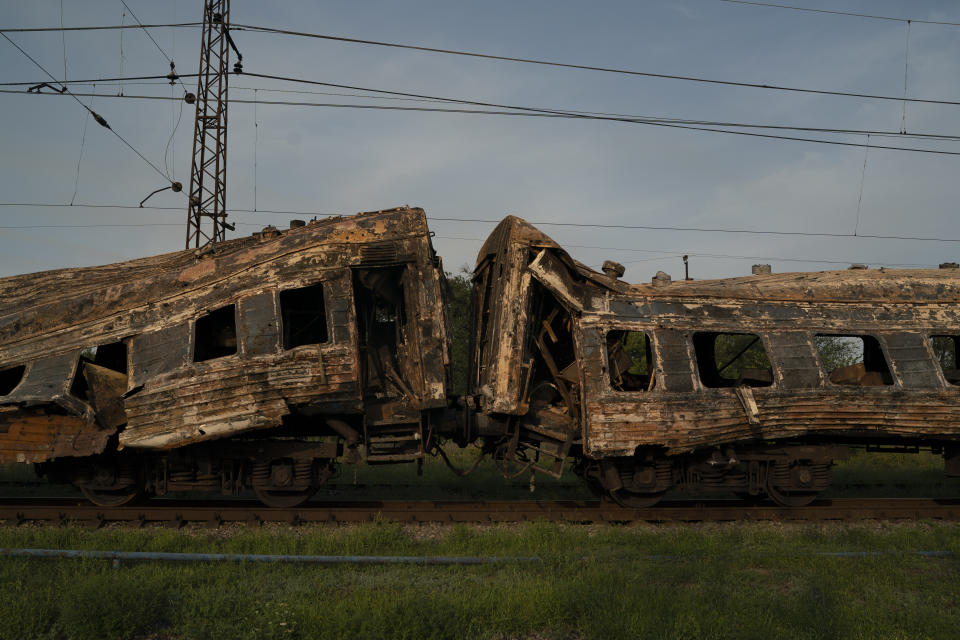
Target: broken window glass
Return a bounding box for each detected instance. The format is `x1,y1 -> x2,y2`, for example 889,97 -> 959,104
694,332 -> 773,388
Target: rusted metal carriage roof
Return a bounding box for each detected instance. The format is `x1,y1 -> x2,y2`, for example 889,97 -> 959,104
0,207 -> 430,358
482,215 -> 960,305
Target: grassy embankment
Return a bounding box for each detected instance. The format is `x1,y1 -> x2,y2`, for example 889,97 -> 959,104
0,520 -> 958,640
0,450 -> 958,639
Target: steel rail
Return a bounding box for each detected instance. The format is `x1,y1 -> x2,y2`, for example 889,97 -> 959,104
0,497 -> 957,527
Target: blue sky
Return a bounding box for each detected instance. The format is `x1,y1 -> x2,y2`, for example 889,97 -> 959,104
2,0 -> 959,280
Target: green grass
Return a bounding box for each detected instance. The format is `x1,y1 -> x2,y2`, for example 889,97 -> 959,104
0,521 -> 959,640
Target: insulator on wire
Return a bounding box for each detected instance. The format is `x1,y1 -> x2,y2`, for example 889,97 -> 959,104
89,111 -> 110,129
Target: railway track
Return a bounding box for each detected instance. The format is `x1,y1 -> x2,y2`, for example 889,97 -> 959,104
0,497 -> 958,527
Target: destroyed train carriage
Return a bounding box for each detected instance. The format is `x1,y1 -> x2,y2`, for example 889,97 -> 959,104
1,207 -> 959,507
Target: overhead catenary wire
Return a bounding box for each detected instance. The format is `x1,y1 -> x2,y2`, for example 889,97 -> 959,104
2,202 -> 960,245
116,0 -> 190,95
229,24 -> 960,107
5,80 -> 960,144
0,217 -> 940,268
6,20 -> 960,105
0,32 -> 172,184
0,22 -> 200,33
715,0 -> 960,27
6,85 -> 960,156
239,71 -> 960,155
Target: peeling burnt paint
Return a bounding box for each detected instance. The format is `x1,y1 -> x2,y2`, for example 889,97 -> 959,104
468,215 -> 960,481
0,207 -> 451,467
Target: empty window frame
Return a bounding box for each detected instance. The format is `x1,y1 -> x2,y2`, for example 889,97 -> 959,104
280,283 -> 329,349
0,365 -> 25,396
815,334 -> 892,386
194,305 -> 238,362
70,341 -> 128,399
931,335 -> 960,385
606,330 -> 655,391
693,332 -> 773,388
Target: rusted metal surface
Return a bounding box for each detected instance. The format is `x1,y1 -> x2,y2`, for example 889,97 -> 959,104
0,208 -> 450,504
3,209 -> 960,509
468,215 -> 960,505
1,497 -> 958,526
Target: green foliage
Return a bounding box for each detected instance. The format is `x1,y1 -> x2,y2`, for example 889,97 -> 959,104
445,270 -> 472,396
713,333 -> 770,379
621,331 -> 651,375
814,335 -> 862,372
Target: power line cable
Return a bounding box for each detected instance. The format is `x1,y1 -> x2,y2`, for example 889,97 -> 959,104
70,84 -> 94,205
6,18 -> 960,104
0,23 -> 200,33
2,202 -> 959,244
0,218 -> 941,268
0,33 -> 174,184
0,73 -> 199,86
117,0 -> 189,95
230,23 -> 960,107
7,86 -> 960,154
6,81 -> 960,144
715,0 -> 960,26
240,72 -> 960,155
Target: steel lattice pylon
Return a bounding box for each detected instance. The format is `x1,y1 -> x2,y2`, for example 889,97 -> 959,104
186,0 -> 232,249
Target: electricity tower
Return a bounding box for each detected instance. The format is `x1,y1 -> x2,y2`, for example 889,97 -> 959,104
185,0 -> 240,249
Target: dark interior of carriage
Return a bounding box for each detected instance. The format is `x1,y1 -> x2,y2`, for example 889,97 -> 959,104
353,266 -> 411,398
194,305 -> 238,362
280,283 -> 328,348
0,365 -> 26,396
69,341 -> 127,400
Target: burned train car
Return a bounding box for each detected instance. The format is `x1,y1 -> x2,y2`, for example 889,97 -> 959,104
0,207 -> 452,506
468,216 -> 960,506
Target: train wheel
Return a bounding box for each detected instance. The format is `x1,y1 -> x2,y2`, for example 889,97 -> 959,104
253,486 -> 317,508
765,483 -> 820,508
80,486 -> 141,507
609,488 -> 665,509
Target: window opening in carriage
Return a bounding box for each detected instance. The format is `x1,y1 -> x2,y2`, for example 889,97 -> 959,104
930,335 -> 960,385
815,334 -> 892,386
607,330 -> 655,391
693,332 -> 773,388
280,283 -> 328,349
70,341 -> 128,399
194,305 -> 238,362
0,365 -> 26,396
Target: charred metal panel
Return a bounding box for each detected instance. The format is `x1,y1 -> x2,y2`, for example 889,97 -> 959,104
129,323 -> 192,388
238,292 -> 280,357
585,388 -> 960,456
766,332 -> 822,389
528,250 -> 587,312
884,333 -> 943,388
653,330 -> 695,392
82,363 -> 128,430
3,353 -> 76,403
